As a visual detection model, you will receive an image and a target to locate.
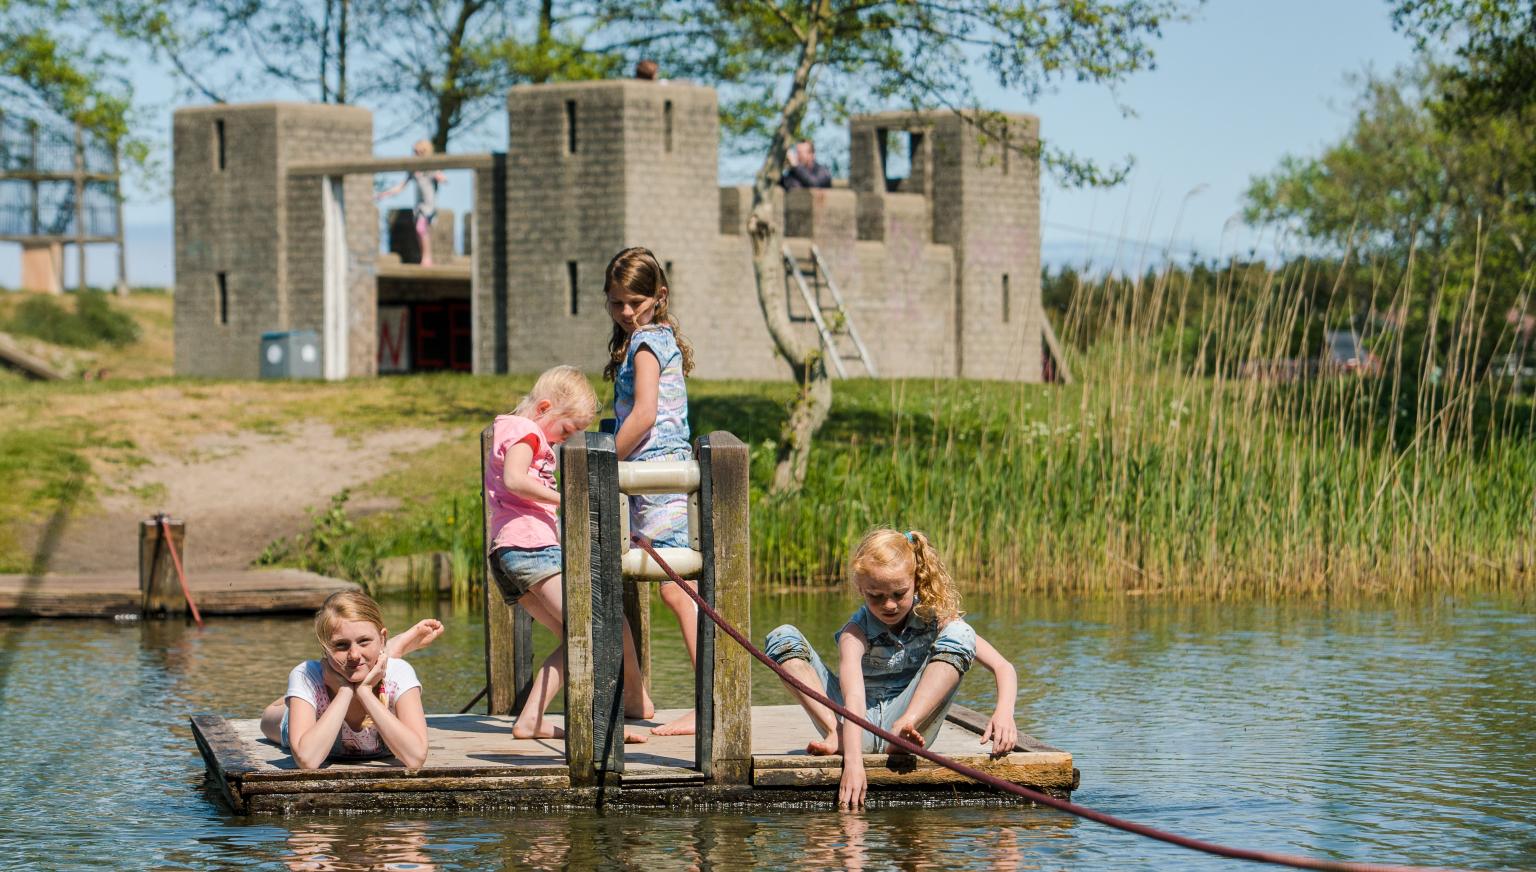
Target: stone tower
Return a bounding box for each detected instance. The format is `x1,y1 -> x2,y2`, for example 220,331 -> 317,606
172,103 -> 375,378
495,81 -> 720,375
850,110 -> 1042,381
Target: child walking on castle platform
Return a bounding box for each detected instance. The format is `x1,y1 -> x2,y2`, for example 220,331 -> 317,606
764,528 -> 1021,809
487,365 -> 652,742
603,246 -> 700,736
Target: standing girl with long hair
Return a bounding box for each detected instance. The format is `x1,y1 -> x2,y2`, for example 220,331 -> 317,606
603,246 -> 700,736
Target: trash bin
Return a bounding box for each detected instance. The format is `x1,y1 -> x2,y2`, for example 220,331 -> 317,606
260,330 -> 322,379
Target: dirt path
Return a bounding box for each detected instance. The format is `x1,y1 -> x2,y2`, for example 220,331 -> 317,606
30,421 -> 445,574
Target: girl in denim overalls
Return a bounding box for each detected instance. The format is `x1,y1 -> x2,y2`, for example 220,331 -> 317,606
603,246 -> 699,736
765,528 -> 1022,808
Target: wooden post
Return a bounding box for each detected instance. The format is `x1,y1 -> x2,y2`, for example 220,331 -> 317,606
695,432 -> 753,784
139,516 -> 186,616
585,432 -> 626,777
559,433 -> 609,785
482,426 -> 533,716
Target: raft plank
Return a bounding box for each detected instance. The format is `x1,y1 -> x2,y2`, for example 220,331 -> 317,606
194,706 -> 1072,812
190,714 -> 260,813
0,569 -> 355,618
747,704 -> 1075,789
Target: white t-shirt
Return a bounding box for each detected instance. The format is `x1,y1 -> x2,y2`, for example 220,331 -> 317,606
285,658 -> 422,757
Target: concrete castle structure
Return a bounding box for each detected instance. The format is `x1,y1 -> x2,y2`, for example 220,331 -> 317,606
172,80 -> 1052,382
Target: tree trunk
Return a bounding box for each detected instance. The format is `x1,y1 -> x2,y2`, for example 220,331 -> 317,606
337,0 -> 349,103
532,0 -> 554,84
746,3 -> 829,495
320,0 -> 333,102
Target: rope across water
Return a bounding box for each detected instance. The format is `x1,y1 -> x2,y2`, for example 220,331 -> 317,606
632,535 -> 1467,872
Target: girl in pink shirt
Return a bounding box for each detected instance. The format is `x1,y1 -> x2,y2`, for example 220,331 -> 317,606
487,365 -> 652,741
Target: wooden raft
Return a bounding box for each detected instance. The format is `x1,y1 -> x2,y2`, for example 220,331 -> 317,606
191,704 -> 1077,814
0,569 -> 355,618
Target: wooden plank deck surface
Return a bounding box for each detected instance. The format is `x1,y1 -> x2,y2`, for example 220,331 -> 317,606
194,705 -> 1075,813
0,569 -> 356,618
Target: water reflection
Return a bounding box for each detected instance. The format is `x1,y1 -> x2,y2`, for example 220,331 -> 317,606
282,821 -> 438,871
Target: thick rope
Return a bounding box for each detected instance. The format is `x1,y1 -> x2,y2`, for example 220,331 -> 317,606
632,535 -> 1467,872
158,514 -> 203,628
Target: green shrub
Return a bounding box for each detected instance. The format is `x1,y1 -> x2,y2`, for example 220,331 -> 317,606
6,292 -> 140,348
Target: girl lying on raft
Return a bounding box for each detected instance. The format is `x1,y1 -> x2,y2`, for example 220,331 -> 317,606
259,590 -> 440,769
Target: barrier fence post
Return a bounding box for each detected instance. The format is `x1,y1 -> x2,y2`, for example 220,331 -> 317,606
139,516 -> 186,616
482,426 -> 533,715
695,432 -> 752,784
586,432 -> 626,777
559,434 -> 595,785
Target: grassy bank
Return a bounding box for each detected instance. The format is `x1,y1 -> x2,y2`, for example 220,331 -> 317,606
4,271 -> 1532,595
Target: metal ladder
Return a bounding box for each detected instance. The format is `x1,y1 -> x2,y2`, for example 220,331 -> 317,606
781,243 -> 878,378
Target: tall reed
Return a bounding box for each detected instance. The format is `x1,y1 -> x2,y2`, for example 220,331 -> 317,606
751,258 -> 1536,596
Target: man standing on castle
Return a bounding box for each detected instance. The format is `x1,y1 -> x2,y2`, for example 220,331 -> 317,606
781,140 -> 832,189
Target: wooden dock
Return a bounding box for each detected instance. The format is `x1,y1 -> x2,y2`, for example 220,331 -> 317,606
191,705 -> 1077,814
0,569 -> 356,618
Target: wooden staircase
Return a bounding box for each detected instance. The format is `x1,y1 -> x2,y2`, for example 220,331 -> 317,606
781,243 -> 878,378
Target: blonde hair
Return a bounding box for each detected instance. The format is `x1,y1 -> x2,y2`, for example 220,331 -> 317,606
512,364 -> 600,422
849,528 -> 963,625
314,589 -> 387,647
602,246 -> 695,382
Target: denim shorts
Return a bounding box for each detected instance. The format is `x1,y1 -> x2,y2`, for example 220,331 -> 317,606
489,545 -> 562,606
763,623 -> 973,753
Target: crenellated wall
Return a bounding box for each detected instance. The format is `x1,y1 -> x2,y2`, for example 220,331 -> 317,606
174,83 -> 1046,384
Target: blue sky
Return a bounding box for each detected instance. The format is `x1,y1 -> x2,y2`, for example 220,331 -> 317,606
1,1 -> 1416,288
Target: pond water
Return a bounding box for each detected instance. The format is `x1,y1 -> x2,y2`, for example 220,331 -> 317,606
1,592 -> 1532,870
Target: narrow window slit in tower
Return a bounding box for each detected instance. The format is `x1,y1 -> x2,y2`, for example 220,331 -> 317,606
214,120 -> 226,171
664,101 -> 674,153
565,101 -> 578,154
216,272 -> 229,324
567,261 -> 579,316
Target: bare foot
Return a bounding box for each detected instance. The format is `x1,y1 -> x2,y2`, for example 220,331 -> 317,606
806,737 -> 840,756
512,722 -> 566,740
624,729 -> 650,744
389,618 -> 444,659
650,709 -> 696,736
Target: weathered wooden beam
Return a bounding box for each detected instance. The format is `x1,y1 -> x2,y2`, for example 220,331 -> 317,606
696,432 -> 753,785
586,432 -> 625,777
287,153 -> 495,176
750,751 -> 1077,789
139,516 -> 185,617
560,436 -> 595,785
0,332 -> 65,380
189,715 -> 259,814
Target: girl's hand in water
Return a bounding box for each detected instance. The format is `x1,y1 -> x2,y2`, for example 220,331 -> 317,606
980,711 -> 1018,757
838,760 -> 867,810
